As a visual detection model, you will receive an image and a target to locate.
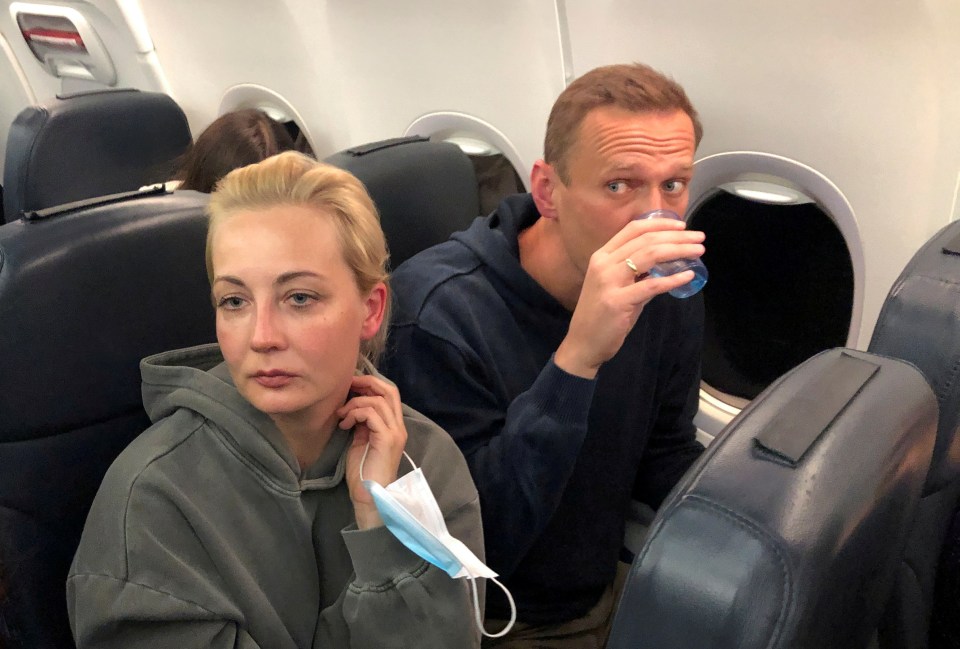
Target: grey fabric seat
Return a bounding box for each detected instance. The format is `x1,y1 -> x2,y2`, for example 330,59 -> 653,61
0,189 -> 215,649
607,348 -> 937,649
867,220 -> 960,649
2,89 -> 191,224
324,135 -> 481,269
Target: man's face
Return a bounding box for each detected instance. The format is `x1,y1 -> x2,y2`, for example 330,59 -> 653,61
550,107 -> 697,276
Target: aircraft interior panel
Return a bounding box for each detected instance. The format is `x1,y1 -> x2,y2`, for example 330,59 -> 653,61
321,0 -> 566,171
0,32 -> 34,178
7,1 -> 170,95
563,0 -> 960,432
135,0 -> 346,153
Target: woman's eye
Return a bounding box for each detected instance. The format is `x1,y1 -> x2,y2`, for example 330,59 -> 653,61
289,292 -> 314,307
217,296 -> 245,309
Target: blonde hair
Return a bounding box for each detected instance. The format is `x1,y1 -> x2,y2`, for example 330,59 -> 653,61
206,151 -> 391,365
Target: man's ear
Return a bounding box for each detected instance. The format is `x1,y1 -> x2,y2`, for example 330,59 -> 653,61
359,282 -> 387,341
530,160 -> 561,220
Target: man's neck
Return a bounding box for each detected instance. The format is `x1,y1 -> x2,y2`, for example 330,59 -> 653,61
518,217 -> 583,312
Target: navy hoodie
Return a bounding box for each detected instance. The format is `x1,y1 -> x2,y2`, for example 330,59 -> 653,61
383,194 -> 704,624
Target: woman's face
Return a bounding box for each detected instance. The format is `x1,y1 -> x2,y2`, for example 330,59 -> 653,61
210,204 -> 385,425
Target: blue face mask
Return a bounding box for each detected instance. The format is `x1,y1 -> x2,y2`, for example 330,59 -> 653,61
360,446 -> 516,638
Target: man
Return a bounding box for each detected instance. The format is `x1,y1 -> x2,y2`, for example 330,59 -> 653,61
381,63 -> 706,647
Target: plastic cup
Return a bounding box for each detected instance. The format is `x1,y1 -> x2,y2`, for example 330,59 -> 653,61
634,209 -> 708,298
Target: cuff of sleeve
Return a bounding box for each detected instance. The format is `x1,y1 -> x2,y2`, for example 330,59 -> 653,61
533,356 -> 597,424
342,524 -> 428,585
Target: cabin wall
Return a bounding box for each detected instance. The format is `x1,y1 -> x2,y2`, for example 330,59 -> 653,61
1,0 -> 960,435
565,0 -> 960,349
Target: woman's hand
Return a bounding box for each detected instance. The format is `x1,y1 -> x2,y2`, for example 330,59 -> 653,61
339,374 -> 409,530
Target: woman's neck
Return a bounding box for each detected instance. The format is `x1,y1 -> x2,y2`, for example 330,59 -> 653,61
272,407 -> 340,472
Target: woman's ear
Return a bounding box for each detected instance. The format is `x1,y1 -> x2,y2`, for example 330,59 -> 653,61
359,282 -> 388,340
530,159 -> 561,220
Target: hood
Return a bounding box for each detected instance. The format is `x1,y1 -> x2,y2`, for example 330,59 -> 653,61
452,193 -> 569,316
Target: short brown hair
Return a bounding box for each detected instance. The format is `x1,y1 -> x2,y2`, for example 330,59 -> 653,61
207,151 -> 391,366
544,63 -> 702,183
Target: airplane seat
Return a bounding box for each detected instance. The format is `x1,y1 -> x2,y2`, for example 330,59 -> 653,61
0,189 -> 215,649
2,88 -> 192,224
324,135 -> 481,268
607,348 -> 937,649
866,219 -> 960,649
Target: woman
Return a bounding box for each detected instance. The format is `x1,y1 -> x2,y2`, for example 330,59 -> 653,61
67,152 -> 484,648
173,108 -> 297,192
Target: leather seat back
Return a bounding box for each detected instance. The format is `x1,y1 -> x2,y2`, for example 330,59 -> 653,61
868,220 -> 960,648
325,136 -> 481,268
0,189 -> 215,648
608,348 -> 937,649
2,89 -> 191,223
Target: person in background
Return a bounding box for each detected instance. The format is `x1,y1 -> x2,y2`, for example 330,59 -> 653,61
68,152 -> 483,648
382,62 -> 707,647
173,108 -> 297,192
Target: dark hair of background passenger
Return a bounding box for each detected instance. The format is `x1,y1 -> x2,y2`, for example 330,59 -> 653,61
174,108 -> 297,193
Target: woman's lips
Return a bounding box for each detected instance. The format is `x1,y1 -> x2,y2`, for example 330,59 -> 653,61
253,370 -> 295,388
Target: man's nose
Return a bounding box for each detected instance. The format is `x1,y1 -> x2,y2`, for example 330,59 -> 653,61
633,190 -> 667,216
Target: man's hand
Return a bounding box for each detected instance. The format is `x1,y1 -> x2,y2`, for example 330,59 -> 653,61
555,218 -> 705,379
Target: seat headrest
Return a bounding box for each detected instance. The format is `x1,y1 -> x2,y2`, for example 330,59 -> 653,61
0,189 -> 214,441
2,89 -> 192,224
324,136 -> 481,268
608,348 -> 937,649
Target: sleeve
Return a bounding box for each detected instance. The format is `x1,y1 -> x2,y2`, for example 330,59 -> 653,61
382,323 -> 597,578
319,497 -> 483,649
67,574 -> 260,649
633,293 -> 706,509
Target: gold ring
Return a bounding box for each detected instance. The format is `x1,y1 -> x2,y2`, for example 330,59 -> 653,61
625,258 -> 639,274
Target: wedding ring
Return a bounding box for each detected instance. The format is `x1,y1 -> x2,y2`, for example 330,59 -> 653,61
625,258 -> 639,274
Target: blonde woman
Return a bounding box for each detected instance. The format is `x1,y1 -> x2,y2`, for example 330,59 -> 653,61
68,152 -> 483,648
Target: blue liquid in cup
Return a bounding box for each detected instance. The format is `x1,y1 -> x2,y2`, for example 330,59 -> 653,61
635,209 -> 708,299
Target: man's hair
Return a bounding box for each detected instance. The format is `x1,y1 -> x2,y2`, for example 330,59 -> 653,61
175,109 -> 297,193
206,151 -> 391,365
544,63 -> 702,183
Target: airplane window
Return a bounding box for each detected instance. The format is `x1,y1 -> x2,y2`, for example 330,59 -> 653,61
444,136 -> 525,214
282,120 -> 314,157
688,189 -> 854,402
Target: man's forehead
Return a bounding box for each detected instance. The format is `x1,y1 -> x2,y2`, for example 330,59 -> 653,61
569,108 -> 695,161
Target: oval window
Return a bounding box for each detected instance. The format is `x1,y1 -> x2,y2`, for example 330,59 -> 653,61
688,153 -> 863,406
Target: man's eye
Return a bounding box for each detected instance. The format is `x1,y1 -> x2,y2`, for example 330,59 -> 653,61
607,181 -> 627,193
664,180 -> 687,194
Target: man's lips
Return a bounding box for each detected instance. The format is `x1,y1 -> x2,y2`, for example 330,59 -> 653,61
252,370 -> 296,388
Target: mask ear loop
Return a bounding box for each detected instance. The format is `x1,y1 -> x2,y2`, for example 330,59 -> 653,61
361,443 -> 516,637
469,575 -> 516,638
359,441 -> 416,482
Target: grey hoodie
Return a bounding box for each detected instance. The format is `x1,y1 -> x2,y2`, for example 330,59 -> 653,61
67,344 -> 483,648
